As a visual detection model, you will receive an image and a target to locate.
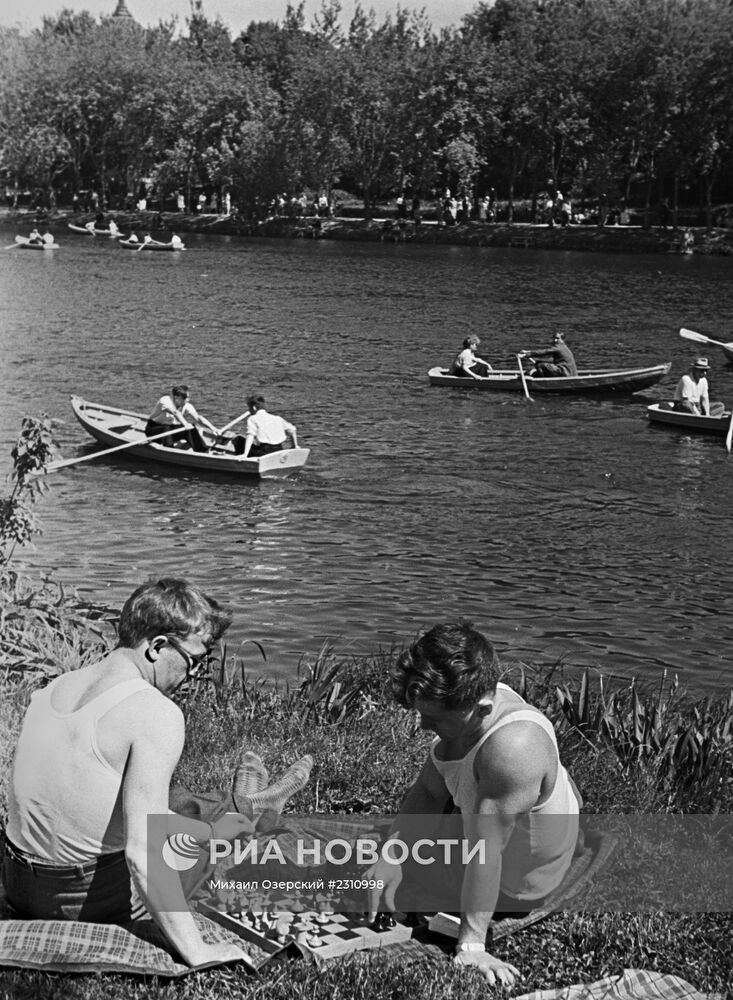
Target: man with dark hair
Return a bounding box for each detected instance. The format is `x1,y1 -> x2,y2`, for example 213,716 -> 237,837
4,578 -> 312,967
146,384 -> 219,452
368,620 -> 580,988
519,332 -> 578,378
233,394 -> 298,458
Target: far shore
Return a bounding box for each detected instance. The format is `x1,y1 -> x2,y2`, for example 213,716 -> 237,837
5,206 -> 733,256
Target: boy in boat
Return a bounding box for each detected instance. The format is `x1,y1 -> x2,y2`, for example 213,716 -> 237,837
3,578 -> 313,966
519,332 -> 578,377
232,394 -> 298,457
450,335 -> 493,379
673,357 -> 725,416
366,621 -> 580,989
146,384 -> 219,452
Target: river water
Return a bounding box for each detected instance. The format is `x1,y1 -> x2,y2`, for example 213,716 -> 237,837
1,224 -> 733,693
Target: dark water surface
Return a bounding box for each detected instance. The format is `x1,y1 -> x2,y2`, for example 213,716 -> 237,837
2,225 -> 733,693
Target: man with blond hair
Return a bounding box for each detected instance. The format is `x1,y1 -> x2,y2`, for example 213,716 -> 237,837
4,578 -> 311,966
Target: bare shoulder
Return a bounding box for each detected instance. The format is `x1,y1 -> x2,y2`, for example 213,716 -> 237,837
475,719 -> 555,795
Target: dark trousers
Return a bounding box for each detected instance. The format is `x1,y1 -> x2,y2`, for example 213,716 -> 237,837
145,420 -> 209,453
2,785 -> 234,923
231,438 -> 284,457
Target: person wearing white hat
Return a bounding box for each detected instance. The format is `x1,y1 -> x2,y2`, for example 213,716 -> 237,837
673,357 -> 724,416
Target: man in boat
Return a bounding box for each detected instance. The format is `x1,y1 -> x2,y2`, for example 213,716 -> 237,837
28,227 -> 43,245
169,234 -> 184,248
450,335 -> 493,379
366,621 -> 580,989
108,219 -> 120,236
146,384 -> 220,452
519,332 -> 578,378
3,577 -> 313,967
673,357 -> 725,417
232,394 -> 298,458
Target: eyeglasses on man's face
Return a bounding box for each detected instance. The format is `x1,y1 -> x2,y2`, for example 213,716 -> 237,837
165,635 -> 210,679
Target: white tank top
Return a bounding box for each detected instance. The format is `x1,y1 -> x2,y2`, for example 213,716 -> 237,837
7,677 -> 155,864
430,683 -> 579,900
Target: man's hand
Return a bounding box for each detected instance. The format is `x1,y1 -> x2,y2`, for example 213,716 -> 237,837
453,950 -> 521,986
211,813 -> 256,841
365,855 -> 403,921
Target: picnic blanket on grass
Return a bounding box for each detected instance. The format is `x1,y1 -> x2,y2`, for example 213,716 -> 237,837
0,825 -> 615,977
514,969 -> 724,1000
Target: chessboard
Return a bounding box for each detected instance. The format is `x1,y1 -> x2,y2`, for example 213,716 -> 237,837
198,901 -> 413,960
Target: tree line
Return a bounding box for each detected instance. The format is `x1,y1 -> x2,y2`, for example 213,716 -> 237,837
2,0 -> 733,227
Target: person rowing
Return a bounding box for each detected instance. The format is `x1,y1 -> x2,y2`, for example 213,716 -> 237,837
518,332 -> 577,378
145,384 -> 220,452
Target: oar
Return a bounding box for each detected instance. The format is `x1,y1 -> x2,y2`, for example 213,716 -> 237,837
680,327 -> 733,352
517,354 -> 533,402
727,411 -> 733,454
42,426 -> 190,473
218,410 -> 251,435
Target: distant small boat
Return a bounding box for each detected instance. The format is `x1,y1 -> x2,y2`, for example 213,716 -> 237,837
647,402 -> 731,434
70,395 -> 309,479
68,223 -> 121,237
118,236 -> 185,251
14,236 -> 59,250
428,363 -> 672,395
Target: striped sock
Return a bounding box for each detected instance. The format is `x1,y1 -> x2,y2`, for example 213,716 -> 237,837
248,755 -> 313,814
232,751 -> 270,813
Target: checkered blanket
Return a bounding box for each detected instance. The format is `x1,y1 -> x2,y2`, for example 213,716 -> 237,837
514,969 -> 724,1000
0,821 -> 616,977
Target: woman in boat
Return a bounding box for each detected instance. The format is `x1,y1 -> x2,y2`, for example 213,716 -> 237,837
519,332 -> 577,378
450,335 -> 493,379
673,357 -> 725,416
232,394 -> 298,458
145,384 -> 220,452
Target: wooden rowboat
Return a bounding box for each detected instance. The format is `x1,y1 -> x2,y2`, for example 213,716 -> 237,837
647,402 -> 732,434
67,223 -> 121,237
14,235 -> 59,250
70,396 -> 309,479
428,362 -> 671,395
118,237 -> 185,251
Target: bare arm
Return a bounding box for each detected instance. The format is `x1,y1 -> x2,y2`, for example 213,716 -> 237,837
122,698 -> 245,966
454,724 -> 552,987
366,755 -> 448,917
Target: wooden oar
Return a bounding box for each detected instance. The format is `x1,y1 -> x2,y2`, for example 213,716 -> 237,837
218,410 -> 251,435
517,354 -> 533,402
679,327 -> 733,352
43,426 -> 190,473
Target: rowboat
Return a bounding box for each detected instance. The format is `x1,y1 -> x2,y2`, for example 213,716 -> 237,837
427,363 -> 671,395
647,402 -> 732,434
70,396 -> 309,479
14,236 -> 59,250
68,223 -> 121,237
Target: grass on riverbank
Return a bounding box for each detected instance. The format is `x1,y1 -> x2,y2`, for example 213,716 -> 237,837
1,586 -> 732,998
